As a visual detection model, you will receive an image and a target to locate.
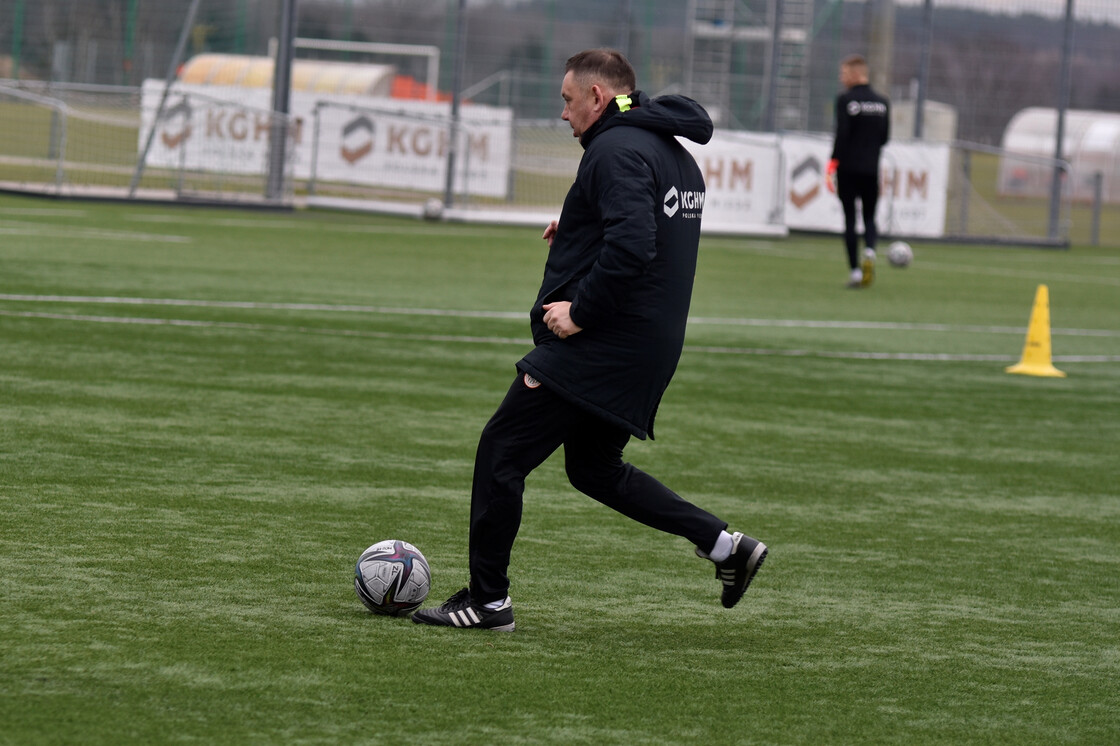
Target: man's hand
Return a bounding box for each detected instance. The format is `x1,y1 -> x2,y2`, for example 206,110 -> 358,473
542,219 -> 559,247
542,301 -> 582,339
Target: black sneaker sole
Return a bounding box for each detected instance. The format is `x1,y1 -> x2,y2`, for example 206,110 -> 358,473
412,608 -> 515,631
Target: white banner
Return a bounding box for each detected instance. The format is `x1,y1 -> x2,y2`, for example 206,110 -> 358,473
682,131 -> 786,235
309,100 -> 512,197
139,81 -> 514,198
780,134 -> 950,238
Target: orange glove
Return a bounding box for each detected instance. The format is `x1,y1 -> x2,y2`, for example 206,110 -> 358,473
826,158 -> 838,192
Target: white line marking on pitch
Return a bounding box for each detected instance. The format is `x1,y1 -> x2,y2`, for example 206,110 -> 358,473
123,213 -> 521,238
0,207 -> 88,217
1,293 -> 1117,338
688,315 -> 1120,338
0,309 -> 528,346
0,294 -> 524,320
915,261 -> 1120,287
3,308 -> 1118,363
0,222 -> 191,244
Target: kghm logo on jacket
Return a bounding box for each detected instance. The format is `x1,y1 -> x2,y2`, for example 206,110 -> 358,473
847,100 -> 888,117
663,185 -> 704,219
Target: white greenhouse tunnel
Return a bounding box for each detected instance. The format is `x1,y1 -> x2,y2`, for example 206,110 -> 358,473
999,107 -> 1120,204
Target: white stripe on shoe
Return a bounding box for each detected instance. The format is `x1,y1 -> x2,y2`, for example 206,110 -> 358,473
449,608 -> 482,627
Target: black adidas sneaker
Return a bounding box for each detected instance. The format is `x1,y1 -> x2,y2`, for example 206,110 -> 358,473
714,532 -> 768,608
411,588 -> 516,631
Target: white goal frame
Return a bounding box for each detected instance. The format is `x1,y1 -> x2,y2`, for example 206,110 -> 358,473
266,37 -> 441,101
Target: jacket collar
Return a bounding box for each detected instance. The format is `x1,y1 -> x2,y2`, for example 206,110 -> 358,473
579,91 -> 641,149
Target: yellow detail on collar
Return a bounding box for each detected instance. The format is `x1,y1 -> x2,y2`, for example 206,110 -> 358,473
614,94 -> 633,112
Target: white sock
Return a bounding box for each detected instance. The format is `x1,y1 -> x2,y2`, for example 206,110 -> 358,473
483,596 -> 510,611
706,531 -> 735,563
850,268 -> 863,282
864,247 -> 877,259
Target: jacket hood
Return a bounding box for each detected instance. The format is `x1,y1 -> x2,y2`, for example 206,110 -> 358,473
581,90 -> 714,149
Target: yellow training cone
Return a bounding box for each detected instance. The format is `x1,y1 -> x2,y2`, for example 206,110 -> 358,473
1006,284 -> 1066,377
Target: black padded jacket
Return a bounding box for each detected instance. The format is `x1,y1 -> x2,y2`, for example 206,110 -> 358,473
517,91 -> 713,440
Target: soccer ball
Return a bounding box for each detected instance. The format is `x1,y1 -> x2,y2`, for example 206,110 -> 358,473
887,241 -> 914,268
422,197 -> 444,221
354,539 -> 431,616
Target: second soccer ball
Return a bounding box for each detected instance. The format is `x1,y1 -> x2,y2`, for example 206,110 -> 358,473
887,241 -> 914,268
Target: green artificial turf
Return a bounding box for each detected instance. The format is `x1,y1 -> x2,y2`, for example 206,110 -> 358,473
1,193 -> 1118,744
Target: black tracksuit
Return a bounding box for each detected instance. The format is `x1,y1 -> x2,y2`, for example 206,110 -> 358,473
468,92 -> 728,603
832,83 -> 890,268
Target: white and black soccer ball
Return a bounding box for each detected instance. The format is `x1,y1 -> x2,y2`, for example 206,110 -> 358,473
354,539 -> 431,616
887,241 -> 914,268
422,197 -> 444,221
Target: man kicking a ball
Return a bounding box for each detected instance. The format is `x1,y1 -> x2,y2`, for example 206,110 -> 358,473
412,49 -> 768,631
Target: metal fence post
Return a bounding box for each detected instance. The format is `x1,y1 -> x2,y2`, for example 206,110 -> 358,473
444,0 -> 468,208
53,109 -> 67,193
48,110 -> 61,159
914,0 -> 933,139
309,103 -> 322,196
1091,171 -> 1103,247
266,0 -> 298,203
764,0 -> 784,133
1048,0 -> 1075,241
959,148 -> 971,234
175,95 -> 188,197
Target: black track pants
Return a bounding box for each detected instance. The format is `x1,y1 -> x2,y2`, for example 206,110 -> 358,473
837,170 -> 880,268
467,372 -> 728,603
